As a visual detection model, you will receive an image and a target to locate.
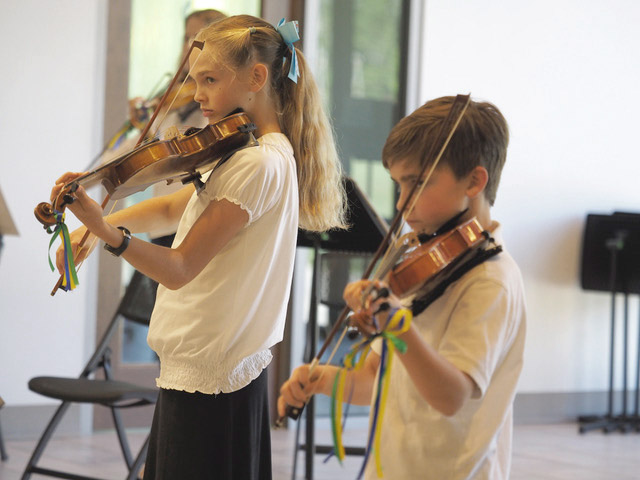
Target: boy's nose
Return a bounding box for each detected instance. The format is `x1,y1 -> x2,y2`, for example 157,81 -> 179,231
396,190 -> 410,211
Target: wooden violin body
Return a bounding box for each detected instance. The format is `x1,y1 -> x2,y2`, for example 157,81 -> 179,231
35,112 -> 255,227
388,218 -> 486,297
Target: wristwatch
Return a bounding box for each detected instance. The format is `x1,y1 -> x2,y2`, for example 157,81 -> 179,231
104,226 -> 131,257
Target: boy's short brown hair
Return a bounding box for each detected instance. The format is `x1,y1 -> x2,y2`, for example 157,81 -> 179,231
382,96 -> 509,206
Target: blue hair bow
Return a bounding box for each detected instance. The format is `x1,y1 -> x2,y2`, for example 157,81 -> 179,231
276,18 -> 300,83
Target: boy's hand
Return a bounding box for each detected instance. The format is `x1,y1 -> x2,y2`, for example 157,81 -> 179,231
343,279 -> 373,312
344,279 -> 403,335
277,364 -> 322,418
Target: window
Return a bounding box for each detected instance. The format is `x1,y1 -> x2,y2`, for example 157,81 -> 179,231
303,0 -> 408,220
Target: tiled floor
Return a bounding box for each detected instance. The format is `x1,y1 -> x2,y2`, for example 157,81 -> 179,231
2,422 -> 640,479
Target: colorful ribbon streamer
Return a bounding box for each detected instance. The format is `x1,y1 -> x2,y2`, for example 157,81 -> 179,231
46,211 -> 79,291
330,307 -> 412,478
107,122 -> 134,150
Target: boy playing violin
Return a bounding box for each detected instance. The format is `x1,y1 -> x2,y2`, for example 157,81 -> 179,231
278,96 -> 526,479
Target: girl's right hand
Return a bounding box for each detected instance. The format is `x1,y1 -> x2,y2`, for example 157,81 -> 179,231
277,364 -> 322,418
55,225 -> 97,275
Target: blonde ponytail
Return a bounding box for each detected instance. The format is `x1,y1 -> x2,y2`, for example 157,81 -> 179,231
196,15 -> 346,232
279,50 -> 346,231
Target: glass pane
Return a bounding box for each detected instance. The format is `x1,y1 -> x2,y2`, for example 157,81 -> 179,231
122,313 -> 157,363
129,0 -> 261,99
304,0 -> 403,221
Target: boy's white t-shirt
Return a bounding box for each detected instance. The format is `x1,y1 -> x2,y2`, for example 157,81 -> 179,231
147,132 -> 299,394
365,223 -> 526,480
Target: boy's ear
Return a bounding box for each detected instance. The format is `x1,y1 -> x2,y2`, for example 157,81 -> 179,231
466,166 -> 489,199
249,63 -> 269,92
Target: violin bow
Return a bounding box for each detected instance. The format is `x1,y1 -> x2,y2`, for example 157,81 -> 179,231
137,41 -> 204,142
48,41 -> 205,296
279,93 -> 471,422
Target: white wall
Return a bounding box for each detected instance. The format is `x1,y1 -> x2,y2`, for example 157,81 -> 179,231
420,0 -> 640,393
2,0 -> 640,411
0,1 -> 105,404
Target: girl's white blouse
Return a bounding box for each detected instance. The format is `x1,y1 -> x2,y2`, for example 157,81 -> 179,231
148,133 -> 299,394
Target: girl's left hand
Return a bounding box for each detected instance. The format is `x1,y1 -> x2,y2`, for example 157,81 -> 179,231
51,172 -> 107,235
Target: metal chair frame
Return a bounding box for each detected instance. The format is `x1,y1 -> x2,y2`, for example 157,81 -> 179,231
0,396 -> 8,461
22,271 -> 158,480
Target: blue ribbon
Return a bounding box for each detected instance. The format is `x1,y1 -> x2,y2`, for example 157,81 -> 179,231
46,211 -> 79,291
276,18 -> 300,83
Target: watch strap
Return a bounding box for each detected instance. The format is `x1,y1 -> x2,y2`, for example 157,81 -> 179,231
104,226 -> 131,257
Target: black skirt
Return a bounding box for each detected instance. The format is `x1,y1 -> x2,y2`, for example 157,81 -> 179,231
143,368 -> 272,480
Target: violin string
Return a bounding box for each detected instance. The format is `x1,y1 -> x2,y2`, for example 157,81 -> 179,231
368,98 -> 471,286
151,46 -> 204,140
368,160 -> 443,285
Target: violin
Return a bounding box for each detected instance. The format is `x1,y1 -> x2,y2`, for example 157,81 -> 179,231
35,40 -> 258,296
388,217 -> 486,297
34,112 -> 256,228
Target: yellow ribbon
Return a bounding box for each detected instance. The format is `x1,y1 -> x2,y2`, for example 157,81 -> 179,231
331,307 -> 412,478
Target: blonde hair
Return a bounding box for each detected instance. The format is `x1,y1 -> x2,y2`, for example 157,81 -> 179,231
185,9 -> 226,26
195,15 -> 346,232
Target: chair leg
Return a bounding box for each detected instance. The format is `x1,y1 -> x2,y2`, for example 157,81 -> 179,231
111,407 -> 134,469
21,401 -> 71,480
126,434 -> 150,480
0,414 -> 8,461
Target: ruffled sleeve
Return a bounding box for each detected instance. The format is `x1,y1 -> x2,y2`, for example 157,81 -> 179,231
199,147 -> 283,225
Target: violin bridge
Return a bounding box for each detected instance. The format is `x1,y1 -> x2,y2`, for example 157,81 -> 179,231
162,125 -> 181,140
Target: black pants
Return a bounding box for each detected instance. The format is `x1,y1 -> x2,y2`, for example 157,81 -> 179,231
143,369 -> 272,480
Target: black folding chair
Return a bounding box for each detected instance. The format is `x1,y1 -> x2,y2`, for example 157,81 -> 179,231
22,270 -> 159,480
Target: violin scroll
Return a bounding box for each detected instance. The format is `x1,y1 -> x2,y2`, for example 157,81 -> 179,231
34,202 -> 57,228
34,183 -> 79,228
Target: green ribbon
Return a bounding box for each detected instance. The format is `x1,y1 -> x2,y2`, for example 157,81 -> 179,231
46,212 -> 79,291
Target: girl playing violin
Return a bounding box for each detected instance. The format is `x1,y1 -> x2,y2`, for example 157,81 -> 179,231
53,15 -> 345,480
278,97 -> 526,480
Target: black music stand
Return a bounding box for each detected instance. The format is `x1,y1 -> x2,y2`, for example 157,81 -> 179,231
292,177 -> 388,480
0,185 -> 18,461
579,212 -> 640,433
